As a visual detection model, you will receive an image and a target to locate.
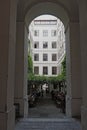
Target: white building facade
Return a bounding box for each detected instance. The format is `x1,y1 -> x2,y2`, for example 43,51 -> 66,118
29,15 -> 65,76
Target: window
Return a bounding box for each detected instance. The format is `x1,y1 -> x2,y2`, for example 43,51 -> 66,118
34,54 -> 39,61
34,42 -> 39,48
52,67 -> 57,75
51,30 -> 57,36
43,41 -> 48,48
43,67 -> 48,75
43,54 -> 48,61
52,42 -> 57,48
34,30 -> 39,36
43,30 -> 48,37
52,54 -> 57,61
34,66 -> 39,74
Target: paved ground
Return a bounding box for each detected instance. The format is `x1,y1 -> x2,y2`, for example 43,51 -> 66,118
15,94 -> 82,130
15,118 -> 82,130
28,96 -> 66,118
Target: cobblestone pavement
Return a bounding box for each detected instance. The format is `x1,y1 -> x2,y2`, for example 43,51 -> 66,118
15,118 -> 82,130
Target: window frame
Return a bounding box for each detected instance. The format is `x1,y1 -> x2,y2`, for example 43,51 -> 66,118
43,53 -> 48,61
34,30 -> 39,36
52,41 -> 57,48
43,66 -> 48,75
43,41 -> 48,48
43,30 -> 48,37
34,41 -> 39,49
52,66 -> 57,75
34,53 -> 39,61
52,54 -> 57,61
51,30 -> 57,36
34,66 -> 39,75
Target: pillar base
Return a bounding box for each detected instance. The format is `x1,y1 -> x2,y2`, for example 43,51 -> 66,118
0,106 -> 15,130
71,98 -> 82,117
66,96 -> 82,117
14,96 -> 28,117
81,106 -> 87,130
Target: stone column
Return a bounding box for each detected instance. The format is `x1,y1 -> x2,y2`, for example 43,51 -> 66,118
65,21 -> 82,117
14,21 -> 28,117
79,0 -> 87,130
0,0 -> 17,130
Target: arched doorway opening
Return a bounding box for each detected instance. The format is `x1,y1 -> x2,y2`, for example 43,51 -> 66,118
28,14 -> 66,118
15,0 -> 81,121
0,0 -> 84,130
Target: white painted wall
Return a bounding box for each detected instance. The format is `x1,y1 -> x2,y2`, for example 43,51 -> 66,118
29,16 -> 65,76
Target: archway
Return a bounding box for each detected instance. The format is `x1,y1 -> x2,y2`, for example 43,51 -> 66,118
0,0 -> 84,130
2,0 -> 87,130
28,14 -> 66,118
15,0 -> 81,120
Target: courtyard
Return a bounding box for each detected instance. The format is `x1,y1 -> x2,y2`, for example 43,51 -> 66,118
15,94 -> 82,130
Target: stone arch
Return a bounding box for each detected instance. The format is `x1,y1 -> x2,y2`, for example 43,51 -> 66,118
17,0 -> 79,24
2,0 -> 87,130
15,0 -> 82,118
25,2 -> 69,27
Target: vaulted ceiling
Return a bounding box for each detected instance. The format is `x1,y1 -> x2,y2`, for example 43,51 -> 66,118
17,0 -> 79,26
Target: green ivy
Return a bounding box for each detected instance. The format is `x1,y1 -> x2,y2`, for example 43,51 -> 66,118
28,55 -> 33,74
58,55 -> 66,81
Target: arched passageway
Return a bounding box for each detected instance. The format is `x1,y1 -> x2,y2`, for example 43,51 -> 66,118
15,0 -> 81,118
1,0 -> 87,130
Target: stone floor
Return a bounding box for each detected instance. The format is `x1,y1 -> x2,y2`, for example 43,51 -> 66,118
28,96 -> 66,118
15,118 -> 82,130
15,94 -> 82,130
